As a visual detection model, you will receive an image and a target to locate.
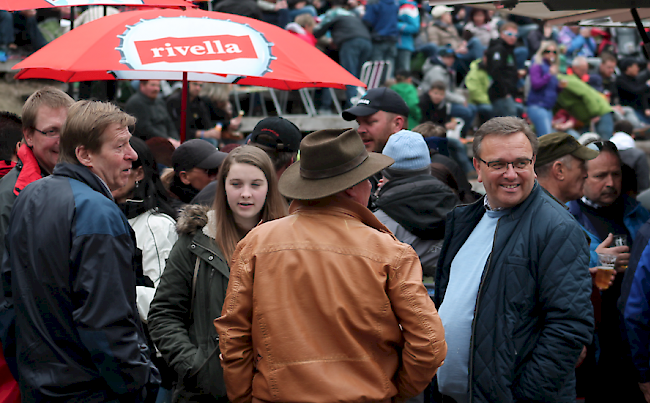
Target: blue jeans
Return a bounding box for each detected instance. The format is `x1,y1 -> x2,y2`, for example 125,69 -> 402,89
450,103 -> 476,137
448,137 -> 475,174
634,109 -> 650,126
527,104 -> 553,137
417,43 -> 438,59
455,37 -> 485,76
595,112 -> 614,140
339,37 -> 372,106
492,96 -> 518,117
396,48 -> 412,73
474,103 -> 493,122
0,11 -> 13,46
370,40 -> 397,80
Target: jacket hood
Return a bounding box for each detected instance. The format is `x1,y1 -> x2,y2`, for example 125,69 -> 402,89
286,22 -> 306,35
470,58 -> 486,71
375,175 -> 459,240
176,204 -> 210,236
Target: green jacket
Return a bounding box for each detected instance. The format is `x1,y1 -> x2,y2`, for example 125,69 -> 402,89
391,82 -> 422,129
465,59 -> 491,105
148,205 -> 229,402
555,73 -> 612,124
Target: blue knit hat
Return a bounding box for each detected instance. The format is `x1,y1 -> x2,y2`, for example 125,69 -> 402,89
382,130 -> 431,171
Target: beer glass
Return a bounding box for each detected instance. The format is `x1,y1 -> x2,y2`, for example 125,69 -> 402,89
595,253 -> 616,290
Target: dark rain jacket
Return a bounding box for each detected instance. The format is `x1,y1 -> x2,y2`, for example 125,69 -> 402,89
374,172 -> 459,276
1,163 -> 159,402
486,37 -> 518,101
148,205 -> 228,402
434,183 -> 594,403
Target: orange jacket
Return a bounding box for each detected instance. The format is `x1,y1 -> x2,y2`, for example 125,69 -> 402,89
215,195 -> 446,403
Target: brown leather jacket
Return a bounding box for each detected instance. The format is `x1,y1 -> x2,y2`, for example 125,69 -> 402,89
215,196 -> 447,403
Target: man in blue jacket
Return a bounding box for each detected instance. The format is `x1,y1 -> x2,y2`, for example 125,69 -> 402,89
568,140 -> 649,403
1,100 -> 160,401
363,0 -> 399,77
434,116 -> 594,403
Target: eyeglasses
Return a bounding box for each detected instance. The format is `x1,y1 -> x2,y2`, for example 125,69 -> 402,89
477,157 -> 533,171
503,31 -> 517,37
32,127 -> 60,138
543,50 -> 557,54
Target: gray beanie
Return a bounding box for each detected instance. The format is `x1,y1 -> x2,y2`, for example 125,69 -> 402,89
382,130 -> 431,170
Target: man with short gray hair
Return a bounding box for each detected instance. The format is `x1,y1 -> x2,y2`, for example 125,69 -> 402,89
434,116 -> 594,403
2,100 -> 160,401
535,131 -> 599,204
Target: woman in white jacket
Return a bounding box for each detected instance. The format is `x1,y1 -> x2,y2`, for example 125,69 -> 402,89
113,136 -> 179,320
112,136 -> 179,402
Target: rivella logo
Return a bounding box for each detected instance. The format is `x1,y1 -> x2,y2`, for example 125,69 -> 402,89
135,35 -> 258,65
116,16 -> 274,77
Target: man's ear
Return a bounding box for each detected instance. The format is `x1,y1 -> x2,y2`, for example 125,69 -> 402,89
551,161 -> 566,181
394,115 -> 406,131
23,128 -> 34,148
76,145 -> 92,168
179,171 -> 191,185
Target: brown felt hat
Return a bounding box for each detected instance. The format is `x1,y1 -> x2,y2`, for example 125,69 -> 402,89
535,132 -> 600,167
278,128 -> 394,200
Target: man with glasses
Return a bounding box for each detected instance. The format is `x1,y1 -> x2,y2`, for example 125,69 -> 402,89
486,22 -> 523,118
0,87 -> 74,266
433,117 -> 594,403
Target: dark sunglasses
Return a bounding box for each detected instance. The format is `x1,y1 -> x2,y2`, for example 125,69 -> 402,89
543,50 -> 557,54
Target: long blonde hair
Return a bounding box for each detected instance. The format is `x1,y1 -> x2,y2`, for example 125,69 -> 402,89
212,145 -> 288,262
534,40 -> 560,68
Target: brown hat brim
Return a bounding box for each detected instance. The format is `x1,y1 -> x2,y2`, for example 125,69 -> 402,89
571,145 -> 600,161
278,153 -> 394,200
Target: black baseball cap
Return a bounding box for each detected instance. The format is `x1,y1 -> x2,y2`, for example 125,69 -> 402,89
535,132 -> 599,167
342,87 -> 410,121
249,116 -> 301,152
172,139 -> 227,172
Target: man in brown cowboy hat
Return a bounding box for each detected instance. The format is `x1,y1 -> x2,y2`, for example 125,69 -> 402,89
215,128 -> 447,403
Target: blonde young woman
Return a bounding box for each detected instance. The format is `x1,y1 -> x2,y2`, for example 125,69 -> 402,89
148,146 -> 288,402
527,40 -> 565,137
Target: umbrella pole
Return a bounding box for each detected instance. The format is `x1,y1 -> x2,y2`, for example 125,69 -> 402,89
180,72 -> 188,143
631,8 -> 650,59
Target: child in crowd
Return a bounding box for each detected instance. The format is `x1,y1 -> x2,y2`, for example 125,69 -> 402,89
390,70 -> 421,129
419,80 -> 456,131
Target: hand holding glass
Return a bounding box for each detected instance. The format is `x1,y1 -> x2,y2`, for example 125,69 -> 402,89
595,253 -> 616,290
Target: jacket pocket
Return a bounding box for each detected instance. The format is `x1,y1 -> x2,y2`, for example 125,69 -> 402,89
185,335 -> 225,398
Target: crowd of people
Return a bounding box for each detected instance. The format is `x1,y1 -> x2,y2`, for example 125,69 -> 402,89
2,2 -> 650,403
0,79 -> 648,403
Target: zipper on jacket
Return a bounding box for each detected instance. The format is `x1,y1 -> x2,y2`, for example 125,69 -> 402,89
468,219 -> 500,403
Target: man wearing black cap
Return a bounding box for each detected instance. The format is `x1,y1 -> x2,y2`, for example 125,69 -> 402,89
616,58 -> 650,126
342,87 -> 410,154
535,132 -> 599,204
247,116 -> 301,177
215,128 -> 446,403
168,139 -> 227,205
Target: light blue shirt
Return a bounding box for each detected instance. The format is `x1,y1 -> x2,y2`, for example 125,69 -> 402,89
436,209 -> 507,403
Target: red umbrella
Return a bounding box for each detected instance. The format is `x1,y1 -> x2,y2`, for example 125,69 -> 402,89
0,0 -> 193,10
13,9 -> 365,140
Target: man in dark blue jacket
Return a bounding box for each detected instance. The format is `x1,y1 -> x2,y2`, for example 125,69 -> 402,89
568,140 -> 649,403
1,100 -> 160,402
434,116 -> 594,403
363,0 -> 399,76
